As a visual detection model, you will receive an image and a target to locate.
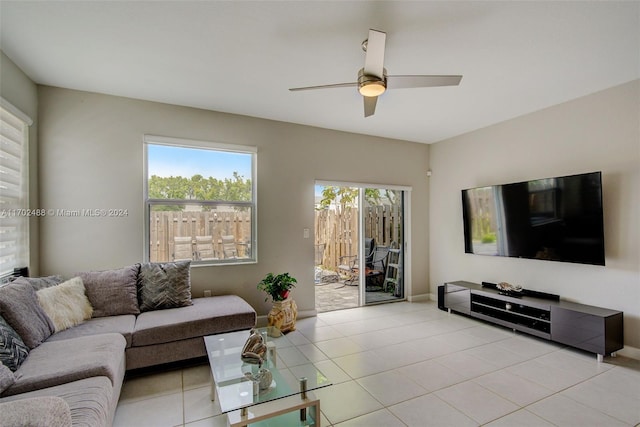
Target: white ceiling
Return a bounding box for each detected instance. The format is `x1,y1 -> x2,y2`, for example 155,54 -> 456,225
1,1 -> 638,144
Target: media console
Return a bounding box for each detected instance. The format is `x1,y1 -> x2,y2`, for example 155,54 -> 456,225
441,281 -> 623,361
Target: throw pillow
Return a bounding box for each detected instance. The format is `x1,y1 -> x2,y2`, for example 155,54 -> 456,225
9,275 -> 63,291
0,363 -> 15,394
0,315 -> 29,372
36,277 -> 93,333
138,261 -> 192,312
0,282 -> 55,349
78,264 -> 140,317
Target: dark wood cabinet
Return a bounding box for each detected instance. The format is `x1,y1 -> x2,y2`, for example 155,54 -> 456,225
443,281 -> 623,361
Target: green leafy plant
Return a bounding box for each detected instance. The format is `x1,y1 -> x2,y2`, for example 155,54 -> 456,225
481,232 -> 496,244
257,272 -> 297,302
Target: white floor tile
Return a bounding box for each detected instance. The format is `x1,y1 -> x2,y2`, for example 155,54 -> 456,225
315,336 -> 366,358
182,364 -> 212,391
528,394 -> 628,427
561,380 -> 640,425
473,369 -> 554,406
396,359 -> 467,392
433,350 -> 500,380
183,386 -> 221,424
389,393 -> 477,427
119,370 -> 183,403
113,392 -> 184,427
313,381 -> 383,425
295,343 -> 329,362
506,359 -> 584,392
356,370 -> 428,406
335,408 -> 406,426
333,350 -> 390,379
484,409 -> 555,427
434,380 -> 519,424
114,303 -> 640,427
298,325 -> 345,342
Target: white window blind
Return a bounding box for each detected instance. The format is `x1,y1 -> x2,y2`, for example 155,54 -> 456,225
0,102 -> 30,277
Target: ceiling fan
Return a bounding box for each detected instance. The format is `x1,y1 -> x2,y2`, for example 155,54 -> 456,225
289,29 -> 462,117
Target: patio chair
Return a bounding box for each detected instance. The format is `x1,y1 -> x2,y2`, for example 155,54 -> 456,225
195,235 -> 217,261
172,236 -> 194,261
369,245 -> 390,273
338,238 -> 376,286
221,234 -> 239,259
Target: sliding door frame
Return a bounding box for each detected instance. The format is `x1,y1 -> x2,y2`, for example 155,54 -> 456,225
316,180 -> 412,306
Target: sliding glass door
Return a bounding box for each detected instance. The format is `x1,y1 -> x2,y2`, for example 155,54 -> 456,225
314,182 -> 409,312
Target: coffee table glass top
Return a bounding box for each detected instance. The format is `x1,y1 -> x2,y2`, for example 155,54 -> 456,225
204,328 -> 332,414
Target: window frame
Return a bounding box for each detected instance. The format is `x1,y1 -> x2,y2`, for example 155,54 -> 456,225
0,98 -> 32,279
143,135 -> 257,266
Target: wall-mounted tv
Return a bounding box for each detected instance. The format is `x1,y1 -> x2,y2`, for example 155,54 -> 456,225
462,171 -> 605,266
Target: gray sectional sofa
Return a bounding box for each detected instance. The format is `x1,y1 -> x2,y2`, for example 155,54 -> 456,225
0,262 -> 256,426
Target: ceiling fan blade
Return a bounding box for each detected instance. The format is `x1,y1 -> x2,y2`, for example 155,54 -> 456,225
289,82 -> 357,91
363,29 -> 386,79
386,75 -> 462,89
363,96 -> 378,117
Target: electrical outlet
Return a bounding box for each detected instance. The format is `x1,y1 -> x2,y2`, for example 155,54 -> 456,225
303,228 -> 310,239
203,290 -> 212,297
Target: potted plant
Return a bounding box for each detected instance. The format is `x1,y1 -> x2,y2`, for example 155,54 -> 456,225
257,272 -> 298,335
257,272 -> 297,302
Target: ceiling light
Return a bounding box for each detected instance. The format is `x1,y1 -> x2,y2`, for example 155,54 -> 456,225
358,68 -> 387,97
359,81 -> 386,97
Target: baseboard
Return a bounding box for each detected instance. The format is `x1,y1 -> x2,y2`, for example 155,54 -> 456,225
618,345 -> 640,361
407,293 -> 431,302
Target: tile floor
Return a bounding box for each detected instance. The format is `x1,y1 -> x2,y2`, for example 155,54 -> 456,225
113,301 -> 640,426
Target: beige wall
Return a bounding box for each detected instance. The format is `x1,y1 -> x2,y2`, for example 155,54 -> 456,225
0,51 -> 40,275
429,80 -> 640,351
37,86 -> 430,316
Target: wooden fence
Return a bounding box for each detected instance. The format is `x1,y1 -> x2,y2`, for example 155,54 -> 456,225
149,211 -> 251,262
314,204 -> 403,271
150,205 -> 402,268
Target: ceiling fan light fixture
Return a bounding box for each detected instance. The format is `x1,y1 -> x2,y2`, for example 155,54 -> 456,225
357,68 -> 386,97
359,81 -> 386,97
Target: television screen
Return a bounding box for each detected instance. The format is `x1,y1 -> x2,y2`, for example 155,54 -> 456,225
462,171 -> 605,265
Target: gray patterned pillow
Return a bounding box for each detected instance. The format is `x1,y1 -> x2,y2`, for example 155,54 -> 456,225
0,282 -> 55,349
138,261 -> 192,312
79,264 -> 140,317
9,275 -> 63,291
0,315 -> 29,372
0,363 -> 16,393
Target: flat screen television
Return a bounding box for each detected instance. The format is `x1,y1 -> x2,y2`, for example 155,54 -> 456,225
462,171 -> 605,266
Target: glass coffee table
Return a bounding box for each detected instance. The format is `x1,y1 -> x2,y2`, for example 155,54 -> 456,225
204,328 -> 331,426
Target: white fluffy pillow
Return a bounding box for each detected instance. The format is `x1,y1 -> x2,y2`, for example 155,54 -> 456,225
36,277 -> 93,332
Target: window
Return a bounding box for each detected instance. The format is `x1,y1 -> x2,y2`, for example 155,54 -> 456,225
0,100 -> 32,277
144,135 -> 256,265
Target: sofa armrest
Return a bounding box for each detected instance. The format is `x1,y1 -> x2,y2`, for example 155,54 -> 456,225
0,396 -> 72,427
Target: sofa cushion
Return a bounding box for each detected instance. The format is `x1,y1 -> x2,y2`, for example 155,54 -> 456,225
138,261 -> 192,312
0,395 -> 72,426
46,315 -> 136,348
0,376 -> 113,427
9,275 -> 63,290
0,363 -> 15,394
79,264 -> 140,317
3,333 -> 126,396
36,277 -> 93,332
0,315 -> 29,372
0,281 -> 55,349
132,295 -> 256,347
